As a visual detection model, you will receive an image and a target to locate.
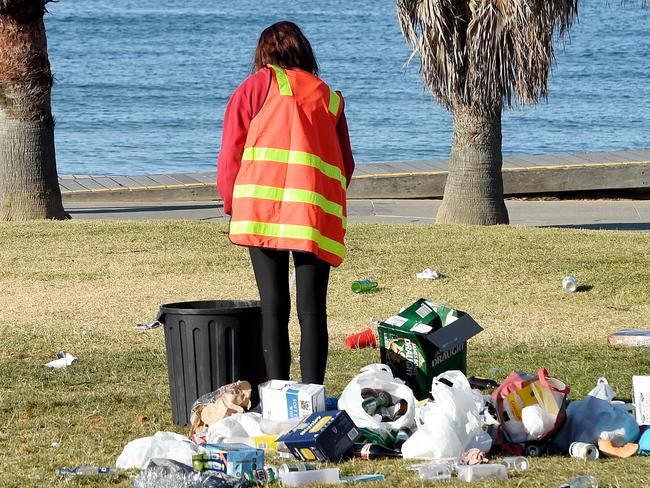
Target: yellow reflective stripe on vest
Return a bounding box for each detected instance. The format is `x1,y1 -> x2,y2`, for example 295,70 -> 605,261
233,184 -> 347,229
242,147 -> 346,190
268,64 -> 293,96
328,88 -> 341,116
230,220 -> 346,259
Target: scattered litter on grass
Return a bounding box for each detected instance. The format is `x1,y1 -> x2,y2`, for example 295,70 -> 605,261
50,441 -> 60,449
97,296 -> 649,485
132,458 -> 247,488
558,474 -> 598,488
562,275 -> 578,293
56,466 -> 119,477
343,328 -> 377,349
416,268 -> 440,280
135,320 -> 163,331
351,279 -> 378,293
608,329 -> 650,346
44,351 -> 77,369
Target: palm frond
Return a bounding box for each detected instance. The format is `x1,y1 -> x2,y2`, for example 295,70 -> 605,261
0,1 -> 49,16
397,0 -> 580,113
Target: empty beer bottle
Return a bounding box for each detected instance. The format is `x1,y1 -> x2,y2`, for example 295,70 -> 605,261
351,443 -> 403,460
351,279 -> 378,293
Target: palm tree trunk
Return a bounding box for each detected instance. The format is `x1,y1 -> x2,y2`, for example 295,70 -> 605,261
0,2 -> 66,221
436,104 -> 509,225
0,117 -> 65,220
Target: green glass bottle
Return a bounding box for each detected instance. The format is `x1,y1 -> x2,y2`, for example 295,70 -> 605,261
351,279 -> 378,293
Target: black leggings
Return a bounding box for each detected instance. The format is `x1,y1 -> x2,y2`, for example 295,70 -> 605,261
249,247 -> 330,384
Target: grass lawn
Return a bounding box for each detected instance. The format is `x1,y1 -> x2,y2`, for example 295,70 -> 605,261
0,220 -> 649,487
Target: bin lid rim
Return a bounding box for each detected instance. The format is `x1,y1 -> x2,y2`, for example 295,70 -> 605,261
159,300 -> 261,315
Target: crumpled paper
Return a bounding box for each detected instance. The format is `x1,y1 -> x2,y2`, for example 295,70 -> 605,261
460,448 -> 489,465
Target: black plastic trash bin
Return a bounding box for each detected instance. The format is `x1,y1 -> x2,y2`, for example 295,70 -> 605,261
157,300 -> 267,426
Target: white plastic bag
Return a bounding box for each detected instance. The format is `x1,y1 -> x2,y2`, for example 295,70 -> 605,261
205,412 -> 266,443
116,431 -> 201,469
402,370 -> 492,459
338,364 -> 416,443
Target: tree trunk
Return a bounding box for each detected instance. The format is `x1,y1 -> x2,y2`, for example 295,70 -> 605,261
0,2 -> 67,221
436,104 -> 509,225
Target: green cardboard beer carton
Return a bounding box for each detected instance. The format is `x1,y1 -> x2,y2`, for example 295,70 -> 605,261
378,298 -> 483,399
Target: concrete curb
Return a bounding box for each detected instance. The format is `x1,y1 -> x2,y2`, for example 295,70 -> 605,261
60,160 -> 650,204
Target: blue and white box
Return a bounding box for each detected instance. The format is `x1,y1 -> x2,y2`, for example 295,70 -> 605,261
259,380 -> 326,421
197,443 -> 264,478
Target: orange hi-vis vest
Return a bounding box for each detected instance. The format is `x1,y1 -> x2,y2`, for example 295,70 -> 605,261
229,65 -> 347,266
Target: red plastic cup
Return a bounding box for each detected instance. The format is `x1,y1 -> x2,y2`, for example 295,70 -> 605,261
344,328 -> 378,349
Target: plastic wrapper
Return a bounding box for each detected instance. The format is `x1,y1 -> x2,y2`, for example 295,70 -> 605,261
132,459 -> 249,488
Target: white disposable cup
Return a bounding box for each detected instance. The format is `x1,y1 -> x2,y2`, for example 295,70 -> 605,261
563,276 -> 578,292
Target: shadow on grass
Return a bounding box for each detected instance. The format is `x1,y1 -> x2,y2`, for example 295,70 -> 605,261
545,222 -> 650,231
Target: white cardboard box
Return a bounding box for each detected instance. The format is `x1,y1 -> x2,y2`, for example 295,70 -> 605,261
259,380 -> 326,421
633,375 -> 650,425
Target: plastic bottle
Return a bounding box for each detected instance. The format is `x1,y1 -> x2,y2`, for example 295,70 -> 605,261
500,456 -> 529,471
278,463 -> 317,475
351,279 -> 378,293
279,468 -> 339,487
55,466 -> 119,476
351,443 -> 402,460
417,463 -> 452,481
456,464 -> 508,482
563,275 -> 578,292
558,474 -> 599,488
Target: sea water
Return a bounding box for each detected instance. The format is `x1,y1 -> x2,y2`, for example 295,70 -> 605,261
46,1 -> 650,176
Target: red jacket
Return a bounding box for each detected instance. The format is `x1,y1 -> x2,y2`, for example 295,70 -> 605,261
217,67 -> 354,215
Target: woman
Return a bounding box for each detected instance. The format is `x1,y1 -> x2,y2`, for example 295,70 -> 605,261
217,21 -> 354,385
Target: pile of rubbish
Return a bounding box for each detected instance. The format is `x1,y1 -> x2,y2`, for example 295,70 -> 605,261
56,298 -> 650,487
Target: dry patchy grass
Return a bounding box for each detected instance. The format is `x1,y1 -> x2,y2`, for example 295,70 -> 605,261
0,221 -> 649,487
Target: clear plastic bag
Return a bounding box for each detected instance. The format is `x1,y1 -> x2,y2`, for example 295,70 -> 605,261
132,458 -> 249,488
190,381 -> 252,436
549,378 -> 639,454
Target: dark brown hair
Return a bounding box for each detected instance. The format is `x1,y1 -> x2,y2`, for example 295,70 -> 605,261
252,21 -> 319,75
